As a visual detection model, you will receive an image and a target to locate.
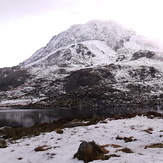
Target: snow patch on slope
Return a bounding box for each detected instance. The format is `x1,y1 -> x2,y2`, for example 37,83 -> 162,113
24,40 -> 118,79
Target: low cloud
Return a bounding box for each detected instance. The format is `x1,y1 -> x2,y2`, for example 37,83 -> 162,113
0,0 -> 75,22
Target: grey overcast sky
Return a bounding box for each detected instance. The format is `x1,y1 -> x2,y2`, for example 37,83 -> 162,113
0,0 -> 163,68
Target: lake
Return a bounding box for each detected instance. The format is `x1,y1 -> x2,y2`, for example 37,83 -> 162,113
0,106 -> 163,128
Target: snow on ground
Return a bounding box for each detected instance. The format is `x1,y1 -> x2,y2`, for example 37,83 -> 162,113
0,98 -> 43,107
0,116 -> 163,163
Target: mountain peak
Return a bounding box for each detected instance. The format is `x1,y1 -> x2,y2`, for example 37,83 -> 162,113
21,19 -> 135,67
49,19 -> 135,49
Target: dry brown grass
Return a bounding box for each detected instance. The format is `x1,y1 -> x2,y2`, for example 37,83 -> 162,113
116,136 -> 137,142
116,147 -> 134,153
55,129 -> 64,134
143,127 -> 153,134
34,145 -> 51,152
102,154 -> 120,160
145,143 -> 163,149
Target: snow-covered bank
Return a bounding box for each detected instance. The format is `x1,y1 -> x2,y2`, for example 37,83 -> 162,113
0,116 -> 163,163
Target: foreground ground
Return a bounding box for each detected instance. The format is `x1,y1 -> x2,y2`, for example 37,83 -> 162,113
0,116 -> 163,163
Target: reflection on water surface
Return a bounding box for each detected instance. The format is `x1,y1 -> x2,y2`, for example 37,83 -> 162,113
0,106 -> 162,127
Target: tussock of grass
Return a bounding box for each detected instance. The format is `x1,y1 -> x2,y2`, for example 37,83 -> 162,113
116,136 -> 137,142
34,145 -> 51,152
55,129 -> 64,134
102,154 -> 120,160
17,157 -> 23,160
145,143 -> 163,149
143,127 -> 153,134
116,147 -> 134,153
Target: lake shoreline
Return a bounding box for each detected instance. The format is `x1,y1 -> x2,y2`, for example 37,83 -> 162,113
0,111 -> 163,141
0,105 -> 163,128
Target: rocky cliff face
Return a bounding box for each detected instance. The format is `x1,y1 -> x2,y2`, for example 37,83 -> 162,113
0,20 -> 163,109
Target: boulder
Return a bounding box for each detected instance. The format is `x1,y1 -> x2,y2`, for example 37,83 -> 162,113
131,50 -> 155,60
74,141 -> 108,163
0,139 -> 7,148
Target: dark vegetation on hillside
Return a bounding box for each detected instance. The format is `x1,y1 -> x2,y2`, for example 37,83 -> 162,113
0,66 -> 30,91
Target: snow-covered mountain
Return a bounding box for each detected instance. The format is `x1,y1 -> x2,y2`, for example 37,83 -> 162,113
21,20 -> 158,68
21,20 -> 134,67
0,20 -> 163,108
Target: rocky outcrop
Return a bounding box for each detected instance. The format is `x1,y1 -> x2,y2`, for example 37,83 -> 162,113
129,66 -> 158,80
64,68 -> 116,93
131,50 -> 155,60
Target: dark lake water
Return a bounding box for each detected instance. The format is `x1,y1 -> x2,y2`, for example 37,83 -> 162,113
0,106 -> 163,128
